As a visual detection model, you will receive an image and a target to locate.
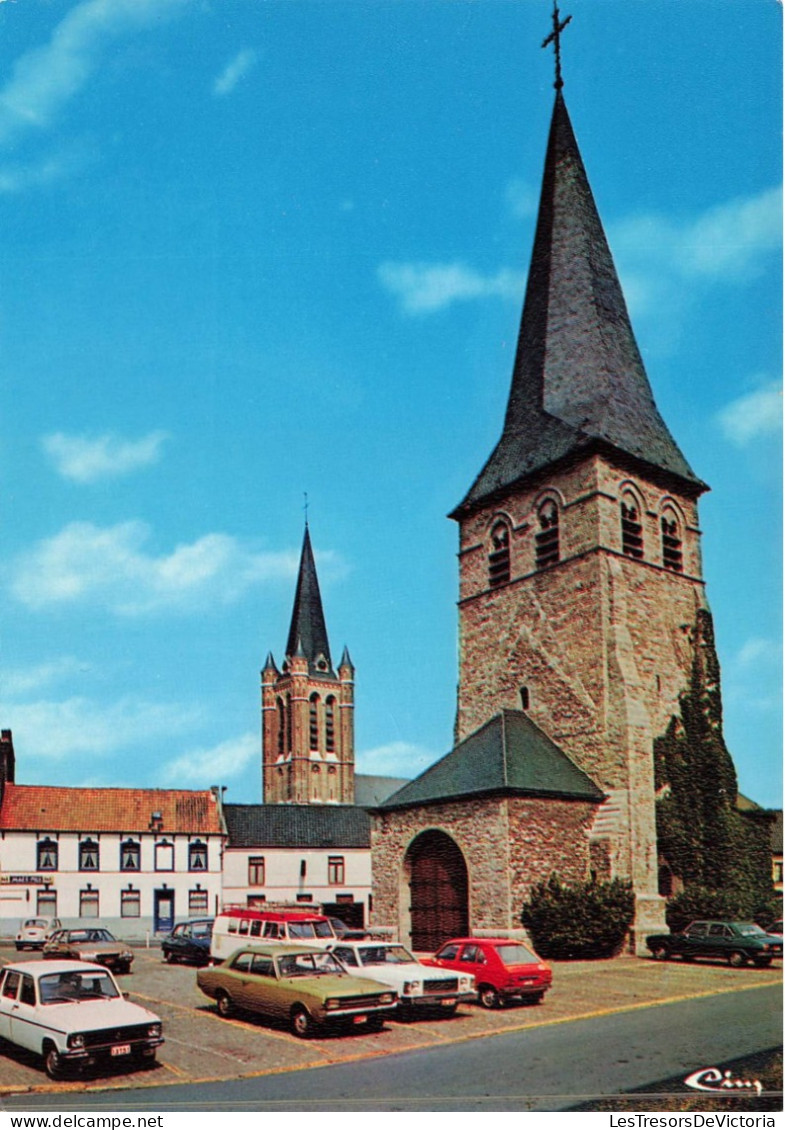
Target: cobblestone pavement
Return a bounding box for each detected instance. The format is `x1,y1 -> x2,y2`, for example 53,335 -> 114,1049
0,942 -> 780,1097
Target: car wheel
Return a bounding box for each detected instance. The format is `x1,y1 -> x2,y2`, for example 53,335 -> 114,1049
364,1015 -> 384,1033
215,991 -> 234,1018
43,1043 -> 66,1080
526,992 -> 545,1005
440,1003 -> 458,1018
163,950 -> 175,964
116,962 -> 131,975
728,950 -> 747,968
650,944 -> 669,961
753,956 -> 773,968
290,1005 -> 314,1038
478,984 -> 500,1009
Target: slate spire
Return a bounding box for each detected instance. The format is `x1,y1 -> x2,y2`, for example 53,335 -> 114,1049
454,91 -> 705,517
285,524 -> 334,676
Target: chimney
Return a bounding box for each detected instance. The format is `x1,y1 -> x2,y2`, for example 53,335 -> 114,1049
0,730 -> 15,806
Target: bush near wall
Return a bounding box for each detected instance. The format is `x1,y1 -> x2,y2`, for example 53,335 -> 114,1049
665,884 -> 782,934
521,875 -> 635,959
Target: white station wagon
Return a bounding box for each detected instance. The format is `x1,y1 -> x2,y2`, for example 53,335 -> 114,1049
329,941 -> 475,1015
0,961 -> 163,1079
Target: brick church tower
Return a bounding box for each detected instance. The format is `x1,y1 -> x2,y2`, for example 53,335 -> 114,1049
450,87 -> 709,935
261,525 -> 355,805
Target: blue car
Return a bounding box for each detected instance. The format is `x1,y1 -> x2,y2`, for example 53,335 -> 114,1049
162,918 -> 214,965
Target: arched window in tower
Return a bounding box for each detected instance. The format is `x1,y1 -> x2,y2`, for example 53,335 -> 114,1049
535,500 -> 560,568
325,696 -> 336,753
276,698 -> 285,756
309,693 -> 320,750
620,493 -> 644,559
661,508 -> 684,572
488,521 -> 511,587
285,693 -> 292,753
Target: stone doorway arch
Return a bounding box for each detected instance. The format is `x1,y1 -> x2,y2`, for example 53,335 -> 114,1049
405,829 -> 469,952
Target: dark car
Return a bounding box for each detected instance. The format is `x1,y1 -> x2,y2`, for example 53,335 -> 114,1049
328,917 -> 367,941
162,918 -> 214,965
646,920 -> 783,968
424,937 -> 552,1008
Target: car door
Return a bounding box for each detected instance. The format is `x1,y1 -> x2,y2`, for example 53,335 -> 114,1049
0,969 -> 20,1042
707,923 -> 734,960
457,943 -> 487,984
683,922 -> 708,958
9,974 -> 41,1053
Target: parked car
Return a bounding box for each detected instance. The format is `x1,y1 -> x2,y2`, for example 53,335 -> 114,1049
210,908 -> 339,962
646,920 -> 783,967
197,943 -> 397,1037
329,940 -> 474,1015
162,919 -> 213,965
328,917 -> 367,941
15,917 -> 62,951
0,960 -> 163,1079
424,937 -> 553,1008
43,928 -> 134,974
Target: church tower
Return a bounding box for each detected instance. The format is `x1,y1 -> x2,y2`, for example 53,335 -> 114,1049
451,70 -> 709,933
261,525 -> 355,805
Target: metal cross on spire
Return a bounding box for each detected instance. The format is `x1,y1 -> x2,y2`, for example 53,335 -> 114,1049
303,491 -> 309,527
542,1 -> 572,91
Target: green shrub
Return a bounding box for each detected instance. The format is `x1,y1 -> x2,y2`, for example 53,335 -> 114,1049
666,884 -> 782,934
521,874 -> 635,959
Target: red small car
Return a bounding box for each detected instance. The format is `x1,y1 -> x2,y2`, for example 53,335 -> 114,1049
426,937 -> 552,1009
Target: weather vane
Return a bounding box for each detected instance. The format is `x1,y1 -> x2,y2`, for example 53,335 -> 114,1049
542,0 -> 572,91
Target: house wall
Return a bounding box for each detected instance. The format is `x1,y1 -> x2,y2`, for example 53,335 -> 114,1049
0,830 -> 223,939
221,846 -> 371,922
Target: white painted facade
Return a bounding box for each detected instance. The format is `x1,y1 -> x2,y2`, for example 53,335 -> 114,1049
221,845 -> 372,923
0,829 -> 223,940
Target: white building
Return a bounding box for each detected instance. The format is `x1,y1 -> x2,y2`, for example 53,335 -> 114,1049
0,734 -> 225,939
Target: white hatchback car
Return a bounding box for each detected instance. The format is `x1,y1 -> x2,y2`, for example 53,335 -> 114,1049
15,916 -> 62,951
0,961 -> 163,1079
329,940 -> 475,1015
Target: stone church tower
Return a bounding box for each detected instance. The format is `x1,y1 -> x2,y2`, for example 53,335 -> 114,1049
449,88 -> 709,938
371,64 -> 711,951
261,525 -> 355,805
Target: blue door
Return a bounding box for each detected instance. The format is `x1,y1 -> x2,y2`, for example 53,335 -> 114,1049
154,890 -> 175,934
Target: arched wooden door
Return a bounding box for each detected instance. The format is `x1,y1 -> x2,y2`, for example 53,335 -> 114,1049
406,830 -> 469,953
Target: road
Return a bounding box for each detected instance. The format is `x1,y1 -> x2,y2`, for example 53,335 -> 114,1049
1,983 -> 780,1112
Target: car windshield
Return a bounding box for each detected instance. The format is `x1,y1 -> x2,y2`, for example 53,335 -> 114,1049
25,919 -> 48,929
734,924 -> 766,936
276,952 -> 344,977
359,945 -> 415,966
39,971 -> 120,1004
69,929 -> 115,943
495,944 -> 538,965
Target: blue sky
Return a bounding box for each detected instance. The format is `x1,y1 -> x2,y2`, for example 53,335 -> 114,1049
0,0 -> 780,807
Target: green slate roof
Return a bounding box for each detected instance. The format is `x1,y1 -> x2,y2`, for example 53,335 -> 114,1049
377,709 -> 604,811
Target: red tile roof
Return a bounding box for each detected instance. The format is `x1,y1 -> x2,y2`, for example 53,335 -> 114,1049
0,784 -> 223,835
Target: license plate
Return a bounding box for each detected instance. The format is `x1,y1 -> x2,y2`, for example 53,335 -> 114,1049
111,1044 -> 131,1057
353,1015 -> 367,1025
522,979 -> 535,986
441,998 -> 457,1007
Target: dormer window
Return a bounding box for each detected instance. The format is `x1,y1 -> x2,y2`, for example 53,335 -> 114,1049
661,511 -> 683,572
488,522 -> 511,587
535,500 -> 560,568
315,654 -> 328,672
621,495 -> 644,559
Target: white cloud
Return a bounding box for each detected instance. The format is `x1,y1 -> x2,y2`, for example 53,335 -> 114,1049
213,48 -> 258,97
160,732 -> 257,786
0,148 -> 91,193
0,0 -> 191,146
715,381 -> 782,446
10,520 -> 304,614
43,430 -> 169,483
505,178 -> 538,220
2,657 -> 88,698
7,695 -> 200,761
356,740 -> 434,778
377,261 -> 524,315
734,638 -> 781,671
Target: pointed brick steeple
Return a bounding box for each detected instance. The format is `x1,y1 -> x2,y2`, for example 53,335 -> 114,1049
453,92 -> 705,518
285,524 -> 334,678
